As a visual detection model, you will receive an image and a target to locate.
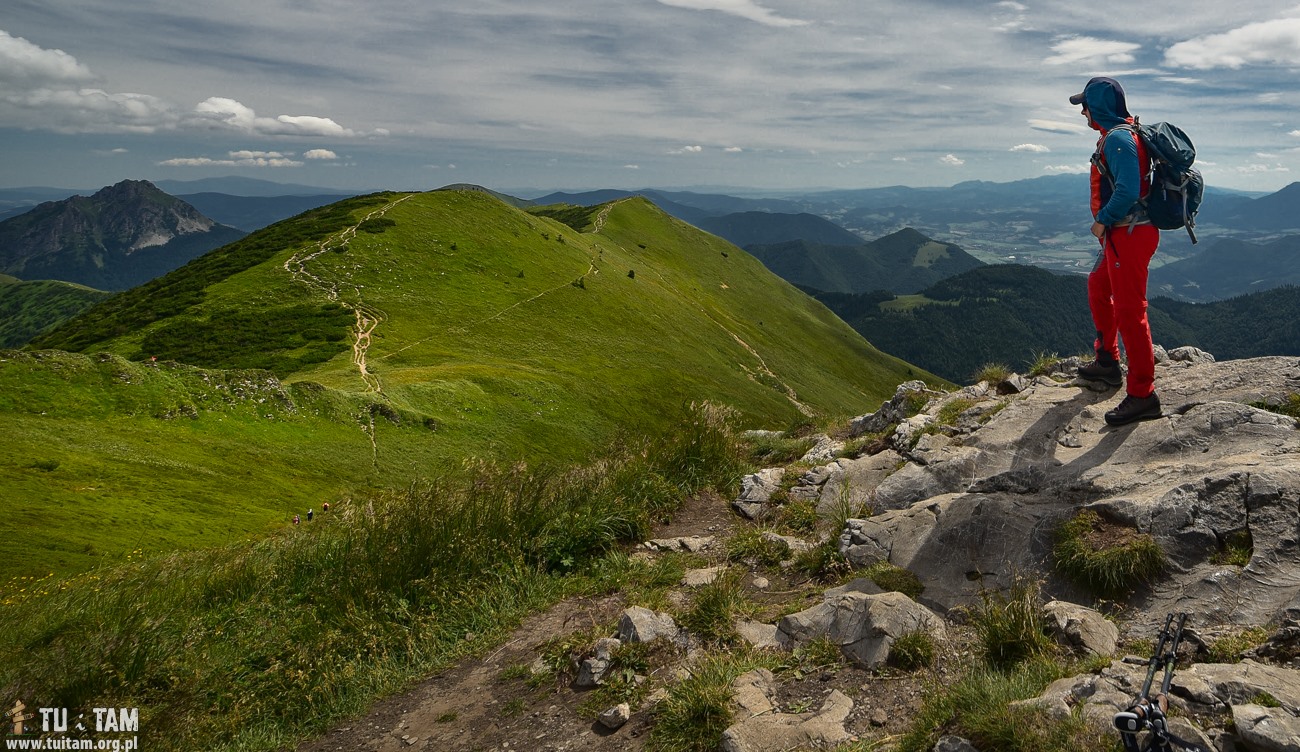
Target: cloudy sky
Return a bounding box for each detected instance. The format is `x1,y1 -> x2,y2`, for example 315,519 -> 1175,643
4,0 -> 1300,195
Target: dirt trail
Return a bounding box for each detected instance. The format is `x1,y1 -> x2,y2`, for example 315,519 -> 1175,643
283,194 -> 413,394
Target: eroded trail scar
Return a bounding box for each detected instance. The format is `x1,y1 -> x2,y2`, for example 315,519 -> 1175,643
283,194 -> 413,393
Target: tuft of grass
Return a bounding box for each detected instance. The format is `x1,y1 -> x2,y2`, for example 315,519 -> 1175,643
1250,393 -> 1300,420
1205,626 -> 1271,663
677,570 -> 752,647
647,652 -> 779,752
725,528 -> 790,567
890,629 -> 938,671
1028,351 -> 1063,378
975,363 -> 1013,385
1052,510 -> 1165,599
776,499 -> 819,536
864,560 -> 925,599
970,575 -> 1055,670
793,540 -> 854,583
896,658 -> 1117,752
1209,529 -> 1253,567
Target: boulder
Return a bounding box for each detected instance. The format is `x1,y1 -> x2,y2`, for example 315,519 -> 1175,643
776,590 -> 946,669
1043,600 -> 1120,657
618,606 -> 681,645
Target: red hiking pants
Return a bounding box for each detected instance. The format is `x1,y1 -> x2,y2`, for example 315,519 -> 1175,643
1088,224 -> 1159,398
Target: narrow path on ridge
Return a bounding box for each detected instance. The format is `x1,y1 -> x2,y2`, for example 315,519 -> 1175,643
283,194 -> 413,465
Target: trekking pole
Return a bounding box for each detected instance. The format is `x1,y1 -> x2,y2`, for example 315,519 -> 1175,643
1113,613 -> 1208,752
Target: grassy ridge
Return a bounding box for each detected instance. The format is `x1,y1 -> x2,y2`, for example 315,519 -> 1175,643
0,277 -> 112,347
0,404 -> 747,751
5,189 -> 938,581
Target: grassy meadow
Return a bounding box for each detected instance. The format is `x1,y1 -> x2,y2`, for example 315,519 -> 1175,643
7,189 -> 935,581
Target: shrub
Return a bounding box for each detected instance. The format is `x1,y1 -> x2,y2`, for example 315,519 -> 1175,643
970,575 -> 1054,670
1052,510 -> 1165,599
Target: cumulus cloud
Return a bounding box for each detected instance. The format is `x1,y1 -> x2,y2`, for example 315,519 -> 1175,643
1165,17 -> 1300,69
304,148 -> 338,160
939,154 -> 965,167
725,146 -> 743,153
193,97 -> 355,137
1010,143 -> 1050,153
1237,163 -> 1290,173
1045,36 -> 1140,66
160,149 -> 303,167
669,145 -> 704,154
1044,164 -> 1089,174
623,164 -> 641,169
654,0 -> 808,27
0,29 -> 92,86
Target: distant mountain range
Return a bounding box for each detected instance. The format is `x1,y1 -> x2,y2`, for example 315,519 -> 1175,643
814,263 -> 1300,382
0,180 -> 245,290
1151,234 -> 1300,302
746,229 -> 984,295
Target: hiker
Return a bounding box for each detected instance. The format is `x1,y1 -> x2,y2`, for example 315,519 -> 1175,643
293,514 -> 300,525
307,508 -> 314,522
1070,77 -> 1162,426
322,502 -> 330,513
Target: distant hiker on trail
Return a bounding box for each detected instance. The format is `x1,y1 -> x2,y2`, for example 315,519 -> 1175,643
307,508 -> 314,522
1071,76 -> 1162,426
293,514 -> 300,525
322,502 -> 330,513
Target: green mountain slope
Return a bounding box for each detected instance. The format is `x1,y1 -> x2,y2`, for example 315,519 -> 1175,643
0,276 -> 111,347
747,228 -> 985,294
9,189 -> 935,579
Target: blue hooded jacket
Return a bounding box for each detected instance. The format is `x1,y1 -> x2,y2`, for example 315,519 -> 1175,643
1081,78 -> 1147,226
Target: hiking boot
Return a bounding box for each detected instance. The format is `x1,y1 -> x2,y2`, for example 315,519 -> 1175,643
1077,358 -> 1123,387
1105,393 -> 1162,426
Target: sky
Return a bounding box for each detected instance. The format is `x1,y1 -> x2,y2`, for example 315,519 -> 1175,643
4,1 -> 1300,195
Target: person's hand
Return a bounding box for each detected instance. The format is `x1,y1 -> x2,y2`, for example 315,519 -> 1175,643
1091,221 -> 1106,239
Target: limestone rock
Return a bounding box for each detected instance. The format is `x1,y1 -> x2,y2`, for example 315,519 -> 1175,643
645,535 -> 715,553
575,637 -> 621,688
597,703 -> 631,730
618,606 -> 681,645
1231,704 -> 1300,752
1043,600 -> 1120,657
849,380 -> 934,437
776,590 -> 946,669
834,357 -> 1300,624
720,678 -> 853,752
933,736 -> 980,752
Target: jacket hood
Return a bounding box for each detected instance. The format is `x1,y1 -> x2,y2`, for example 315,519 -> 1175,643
1077,77 -> 1131,131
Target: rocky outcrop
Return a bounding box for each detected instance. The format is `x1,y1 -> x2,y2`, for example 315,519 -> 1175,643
835,357 -> 1300,628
